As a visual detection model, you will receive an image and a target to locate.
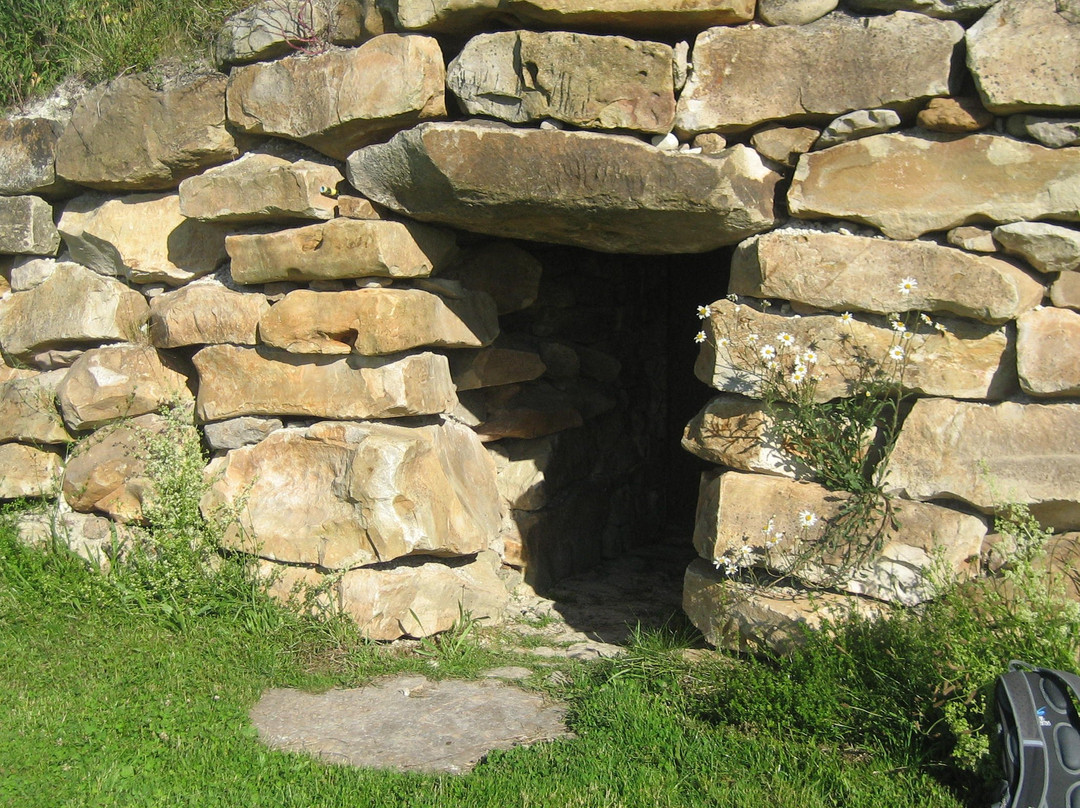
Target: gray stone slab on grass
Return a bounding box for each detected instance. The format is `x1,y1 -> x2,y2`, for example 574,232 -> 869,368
249,676 -> 570,774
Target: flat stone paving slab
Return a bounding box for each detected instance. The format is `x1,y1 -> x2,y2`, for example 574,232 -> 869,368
249,674 -> 570,774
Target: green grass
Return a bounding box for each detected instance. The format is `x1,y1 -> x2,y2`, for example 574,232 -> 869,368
3,498 -> 1077,807
0,0 -> 252,111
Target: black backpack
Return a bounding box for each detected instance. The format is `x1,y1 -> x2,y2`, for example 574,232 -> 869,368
994,661 -> 1080,808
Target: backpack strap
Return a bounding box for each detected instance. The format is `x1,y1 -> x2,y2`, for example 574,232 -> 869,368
997,668 -> 1051,808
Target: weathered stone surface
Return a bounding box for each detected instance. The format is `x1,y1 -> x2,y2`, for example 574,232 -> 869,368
55,73 -> 237,191
447,31 -> 674,135
684,559 -> 886,653
336,195 -> 385,219
0,353 -> 33,385
0,370 -> 71,444
192,345 -> 457,422
917,96 -> 994,133
789,134 -> 1080,239
681,395 -> 813,480
249,671 -> 567,774
0,117 -> 70,196
992,222 -> 1080,274
0,443 -> 63,500
450,342 -> 547,391
1052,272 -> 1080,309
1016,307 -> 1080,397
750,126 -> 819,168
202,416 -> 282,451
226,36 -> 446,160
214,0 -> 382,67
884,399 -> 1080,529
696,299 -> 1015,402
259,287 -> 499,355
387,0 -> 753,33
947,225 -> 997,253
9,256 -> 57,290
440,242 -> 542,315
62,413 -> 167,520
59,192 -> 231,285
488,436 -> 556,512
675,13 -> 962,135
0,196 -> 59,255
178,153 -> 343,222
815,109 -> 901,150
730,229 -> 1044,323
56,344 -> 192,431
226,218 -> 456,284
338,552 -> 509,640
846,0 -> 998,19
457,383 -> 585,441
346,122 -> 780,254
966,0 -> 1080,114
149,282 -> 269,348
202,419 -> 500,569
1007,115 -> 1080,149
758,0 -> 837,25
0,262 -> 148,361
694,471 -> 985,604
15,507 -> 134,570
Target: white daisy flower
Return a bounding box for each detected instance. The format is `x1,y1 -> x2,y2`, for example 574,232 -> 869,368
889,345 -> 905,361
760,344 -> 777,360
726,293 -> 739,303
891,320 -> 906,333
840,312 -> 854,324
717,337 -> 730,348
777,332 -> 795,347
694,331 -> 707,344
791,369 -> 806,385
898,277 -> 918,295
802,350 -> 817,365
747,333 -> 759,343
766,359 -> 780,371
934,322 -> 948,334
919,313 -> 934,326
798,510 -> 818,528
696,305 -> 712,319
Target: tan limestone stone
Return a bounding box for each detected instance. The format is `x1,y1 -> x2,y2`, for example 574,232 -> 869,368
1052,272 -> 1080,309
695,300 -> 1015,403
338,551 -> 508,640
0,196 -> 60,255
680,394 -> 813,480
758,0 -> 837,26
917,97 -> 994,133
1016,307 -> 1080,397
846,0 -> 998,19
439,242 -> 542,315
789,134 -> 1080,239
750,126 -> 819,168
450,342 -> 547,391
694,471 -> 985,605
55,73 -> 237,191
447,31 -> 675,134
683,559 -> 886,653
346,122 -> 781,254
178,153 -> 343,222
226,218 -> 456,284
214,0 -> 384,67
730,229 -> 1044,323
0,443 -> 63,500
149,282 -> 269,348
0,370 -> 72,444
56,344 -> 193,431
0,262 -> 148,361
59,192 -> 231,285
675,13 -> 962,134
387,0 -> 753,33
201,419 -> 500,569
62,413 -> 168,520
259,287 -> 498,355
226,35 -> 446,160
456,383 -> 584,442
336,195 -> 385,220
884,399 -> 1080,529
947,225 -> 997,253
192,345 -> 457,422
202,416 -> 283,451
966,0 -> 1080,114
0,117 -> 71,196
992,222 -> 1080,274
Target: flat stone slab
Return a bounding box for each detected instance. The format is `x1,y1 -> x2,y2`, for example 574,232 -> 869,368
249,676 -> 570,774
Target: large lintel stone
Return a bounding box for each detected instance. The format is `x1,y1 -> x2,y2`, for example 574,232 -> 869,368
346,122 -> 780,254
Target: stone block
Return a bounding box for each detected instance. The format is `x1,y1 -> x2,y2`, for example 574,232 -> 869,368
0,196 -> 59,255
0,443 -> 63,500
202,416 -> 283,451
0,117 -> 71,196
149,282 -> 269,347
917,96 -> 994,133
992,222 -> 1080,274
1016,307 -> 1080,397
192,345 -> 457,422
0,370 -> 72,444
439,242 -> 542,315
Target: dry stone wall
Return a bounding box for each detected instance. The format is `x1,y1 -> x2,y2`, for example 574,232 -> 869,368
0,0 -> 1078,646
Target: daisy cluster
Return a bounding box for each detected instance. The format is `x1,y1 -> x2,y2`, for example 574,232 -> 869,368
712,512 -> 818,577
